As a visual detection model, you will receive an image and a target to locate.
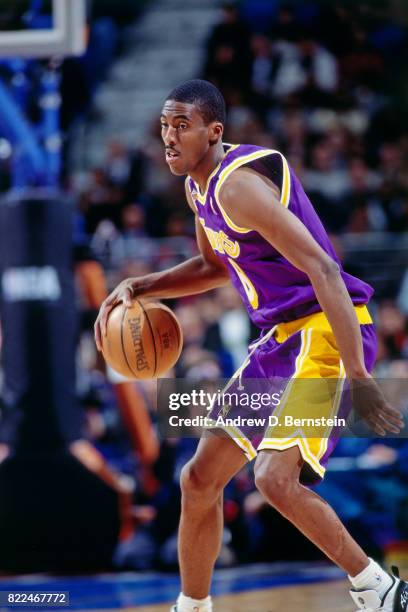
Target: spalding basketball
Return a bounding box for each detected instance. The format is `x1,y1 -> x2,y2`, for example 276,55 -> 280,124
101,300 -> 183,379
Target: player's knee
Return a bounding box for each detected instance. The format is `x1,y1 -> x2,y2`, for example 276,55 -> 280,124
180,462 -> 223,505
254,467 -> 295,509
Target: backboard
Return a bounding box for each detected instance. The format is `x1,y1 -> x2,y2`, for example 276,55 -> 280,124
0,0 -> 87,58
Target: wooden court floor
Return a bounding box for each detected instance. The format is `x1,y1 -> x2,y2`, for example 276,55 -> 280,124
96,580 -> 354,612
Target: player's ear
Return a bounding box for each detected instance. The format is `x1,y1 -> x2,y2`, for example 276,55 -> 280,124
209,122 -> 223,145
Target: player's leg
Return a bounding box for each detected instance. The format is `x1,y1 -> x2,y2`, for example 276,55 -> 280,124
173,330 -> 264,611
254,445 -> 368,574
176,429 -> 248,610
254,446 -> 407,611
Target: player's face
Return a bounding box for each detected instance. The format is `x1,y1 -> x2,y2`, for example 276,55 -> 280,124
160,101 -> 219,175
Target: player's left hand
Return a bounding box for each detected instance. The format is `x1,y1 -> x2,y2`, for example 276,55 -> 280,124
350,375 -> 404,436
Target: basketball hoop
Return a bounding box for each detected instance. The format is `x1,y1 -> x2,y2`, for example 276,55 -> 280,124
0,0 -> 87,58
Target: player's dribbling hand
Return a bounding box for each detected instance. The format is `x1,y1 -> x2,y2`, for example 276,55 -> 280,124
94,278 -> 136,352
350,374 -> 404,436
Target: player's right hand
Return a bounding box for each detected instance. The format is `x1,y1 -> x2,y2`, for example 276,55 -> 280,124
350,375 -> 404,436
94,278 -> 136,352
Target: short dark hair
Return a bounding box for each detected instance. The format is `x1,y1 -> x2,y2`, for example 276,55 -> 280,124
166,79 -> 226,125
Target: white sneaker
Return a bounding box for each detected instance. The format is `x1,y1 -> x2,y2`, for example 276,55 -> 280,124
350,567 -> 408,611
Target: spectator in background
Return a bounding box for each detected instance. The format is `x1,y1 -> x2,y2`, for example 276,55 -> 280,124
157,214 -> 197,271
165,214 -> 188,238
340,25 -> 385,91
378,142 -> 407,192
120,203 -> 147,236
376,301 -> 408,363
104,139 -> 132,188
104,139 -> 147,202
175,304 -> 206,355
272,30 -> 338,104
278,108 -> 307,161
268,4 -> 299,43
111,203 -> 156,266
203,2 -> 252,105
369,180 -> 408,233
303,138 -> 350,232
319,1 -> 355,57
250,34 -> 276,122
345,157 -> 380,233
71,231 -> 160,546
82,167 -> 123,233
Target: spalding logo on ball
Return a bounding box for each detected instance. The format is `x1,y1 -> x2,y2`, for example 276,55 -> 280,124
101,300 -> 183,379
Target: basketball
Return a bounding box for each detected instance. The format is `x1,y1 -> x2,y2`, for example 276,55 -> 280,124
101,300 -> 183,379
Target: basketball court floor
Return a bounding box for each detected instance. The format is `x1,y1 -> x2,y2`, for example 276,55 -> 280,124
0,563 -> 354,611
141,581 -> 351,612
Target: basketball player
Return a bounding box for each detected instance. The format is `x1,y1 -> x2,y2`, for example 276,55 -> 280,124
95,80 -> 407,611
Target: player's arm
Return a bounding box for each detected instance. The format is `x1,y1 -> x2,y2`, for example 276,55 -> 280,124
219,170 -> 403,435
219,169 -> 368,377
94,179 -> 229,350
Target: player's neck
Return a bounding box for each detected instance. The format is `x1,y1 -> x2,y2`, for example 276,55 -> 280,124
190,143 -> 225,195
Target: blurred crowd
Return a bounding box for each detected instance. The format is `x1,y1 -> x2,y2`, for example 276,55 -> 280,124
1,0 -> 408,570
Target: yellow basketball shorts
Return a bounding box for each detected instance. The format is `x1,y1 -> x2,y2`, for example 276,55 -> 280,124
207,305 -> 376,484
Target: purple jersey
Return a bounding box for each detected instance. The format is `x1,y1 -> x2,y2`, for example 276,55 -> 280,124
187,144 -> 373,329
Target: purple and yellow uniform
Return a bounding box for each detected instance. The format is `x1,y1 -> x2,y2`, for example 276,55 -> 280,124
188,143 -> 377,484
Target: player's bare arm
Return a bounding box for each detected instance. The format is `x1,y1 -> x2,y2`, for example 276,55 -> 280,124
219,169 -> 403,435
94,180 -> 229,350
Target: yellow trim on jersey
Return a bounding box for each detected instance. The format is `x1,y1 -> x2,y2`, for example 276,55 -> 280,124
213,148 -> 292,233
191,144 -> 240,205
189,146 -> 291,229
280,154 -> 291,208
274,304 -> 372,343
189,196 -> 198,213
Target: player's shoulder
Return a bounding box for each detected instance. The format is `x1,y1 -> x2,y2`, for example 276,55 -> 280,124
218,165 -> 267,204
220,143 -> 285,185
220,143 -> 288,206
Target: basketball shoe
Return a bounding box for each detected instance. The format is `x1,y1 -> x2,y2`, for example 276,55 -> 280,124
350,567 -> 408,611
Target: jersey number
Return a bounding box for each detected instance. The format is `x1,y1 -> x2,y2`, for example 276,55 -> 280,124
228,258 -> 259,309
